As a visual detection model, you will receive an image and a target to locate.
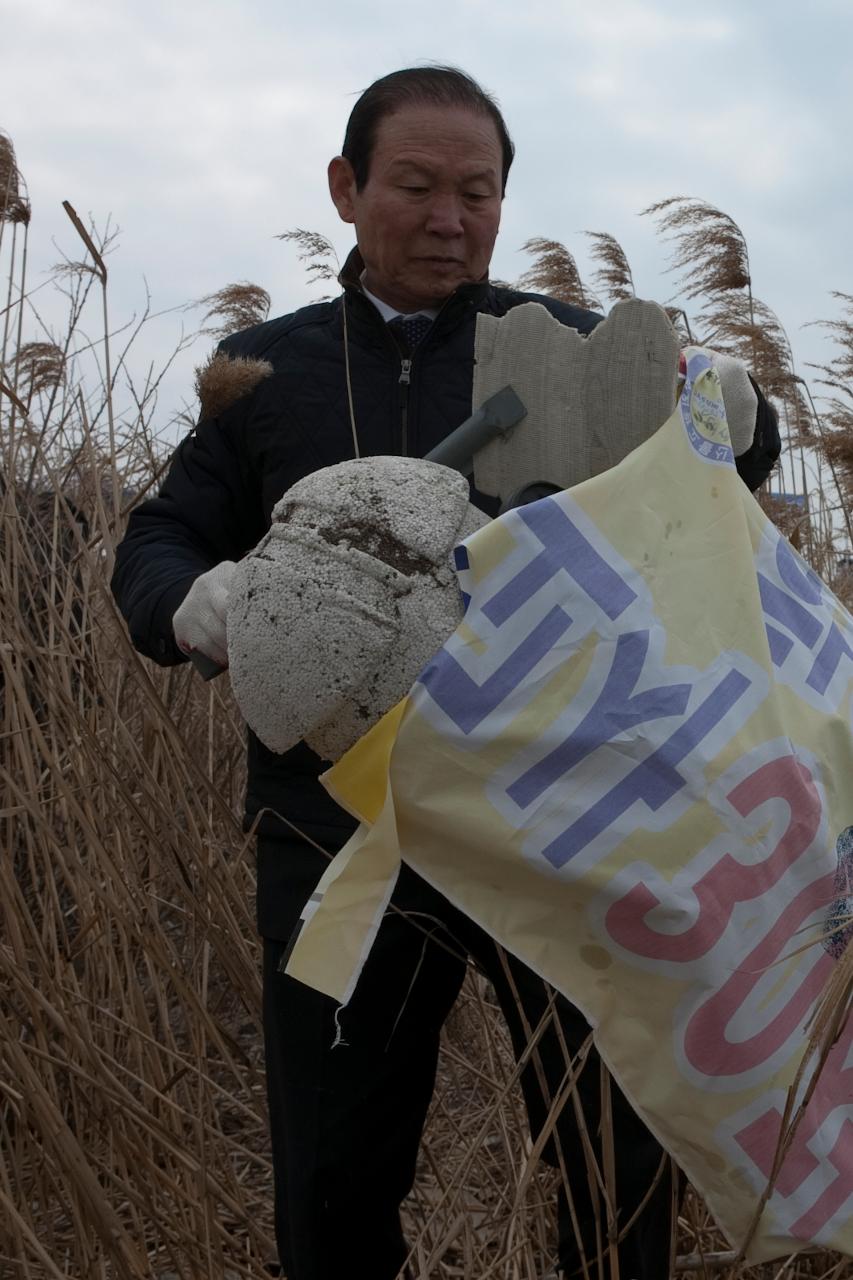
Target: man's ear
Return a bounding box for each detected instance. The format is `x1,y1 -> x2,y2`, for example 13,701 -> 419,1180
328,156 -> 357,224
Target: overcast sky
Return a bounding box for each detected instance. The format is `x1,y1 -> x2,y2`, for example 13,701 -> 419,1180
4,0 -> 852,443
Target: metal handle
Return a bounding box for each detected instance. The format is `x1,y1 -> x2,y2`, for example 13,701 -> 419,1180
189,650 -> 226,681
423,385 -> 527,475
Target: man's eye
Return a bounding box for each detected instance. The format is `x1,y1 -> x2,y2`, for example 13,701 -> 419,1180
465,192 -> 489,202
401,185 -> 428,194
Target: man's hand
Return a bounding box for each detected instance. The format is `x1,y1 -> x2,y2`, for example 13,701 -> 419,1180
678,348 -> 779,490
172,561 -> 236,667
707,350 -> 759,458
679,349 -> 757,456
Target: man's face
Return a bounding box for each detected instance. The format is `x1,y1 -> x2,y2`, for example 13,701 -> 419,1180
329,104 -> 504,313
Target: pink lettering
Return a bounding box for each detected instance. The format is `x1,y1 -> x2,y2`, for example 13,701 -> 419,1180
683,873 -> 835,1076
791,1120 -> 853,1241
736,1107 -> 819,1197
735,1033 -> 853,1240
606,756 -> 821,961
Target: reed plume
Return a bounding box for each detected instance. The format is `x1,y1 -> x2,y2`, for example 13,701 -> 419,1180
13,341 -> 65,403
198,282 -> 272,338
584,230 -> 635,304
277,228 -> 340,288
642,196 -> 752,300
517,237 -> 601,311
0,130 -> 30,225
809,292 -> 853,502
813,292 -> 853,386
643,199 -> 794,389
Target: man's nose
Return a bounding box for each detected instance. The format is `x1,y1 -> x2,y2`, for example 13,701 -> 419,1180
424,194 -> 464,236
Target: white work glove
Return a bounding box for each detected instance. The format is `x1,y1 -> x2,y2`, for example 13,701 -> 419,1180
172,560 -> 236,668
680,349 -> 758,457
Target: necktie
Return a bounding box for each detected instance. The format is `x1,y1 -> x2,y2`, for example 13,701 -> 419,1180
388,313 -> 433,352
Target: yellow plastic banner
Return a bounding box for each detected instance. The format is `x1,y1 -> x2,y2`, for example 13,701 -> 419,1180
286,351 -> 853,1260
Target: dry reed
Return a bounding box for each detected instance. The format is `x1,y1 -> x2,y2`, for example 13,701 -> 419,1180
583,232 -> 635,306
517,238 -> 601,312
198,284 -> 272,341
0,131 -> 31,226
274,230 -> 339,291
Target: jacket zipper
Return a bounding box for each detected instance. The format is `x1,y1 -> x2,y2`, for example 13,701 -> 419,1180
399,357 -> 412,456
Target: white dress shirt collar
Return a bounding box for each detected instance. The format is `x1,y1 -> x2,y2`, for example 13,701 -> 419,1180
360,276 -> 439,323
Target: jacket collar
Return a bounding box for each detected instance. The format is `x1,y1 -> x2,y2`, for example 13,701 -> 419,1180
338,246 -> 494,323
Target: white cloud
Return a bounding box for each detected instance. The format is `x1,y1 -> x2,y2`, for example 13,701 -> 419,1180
2,0 -> 851,438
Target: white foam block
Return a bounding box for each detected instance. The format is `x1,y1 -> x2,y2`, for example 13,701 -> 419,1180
228,457 -> 487,761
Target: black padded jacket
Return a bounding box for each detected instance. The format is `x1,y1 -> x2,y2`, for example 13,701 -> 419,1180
110,258 -> 779,844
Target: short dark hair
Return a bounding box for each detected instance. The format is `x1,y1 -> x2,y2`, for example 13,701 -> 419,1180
341,65 -> 515,194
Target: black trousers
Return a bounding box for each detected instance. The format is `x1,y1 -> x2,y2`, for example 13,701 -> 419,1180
259,836 -> 676,1280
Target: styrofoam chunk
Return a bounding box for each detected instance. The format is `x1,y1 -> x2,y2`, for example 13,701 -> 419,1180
228,457 -> 487,760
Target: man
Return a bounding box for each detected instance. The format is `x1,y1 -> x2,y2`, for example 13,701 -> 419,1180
112,66 -> 780,1280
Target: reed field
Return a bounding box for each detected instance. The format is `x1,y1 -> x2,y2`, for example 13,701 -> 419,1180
1,129 -> 851,1278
